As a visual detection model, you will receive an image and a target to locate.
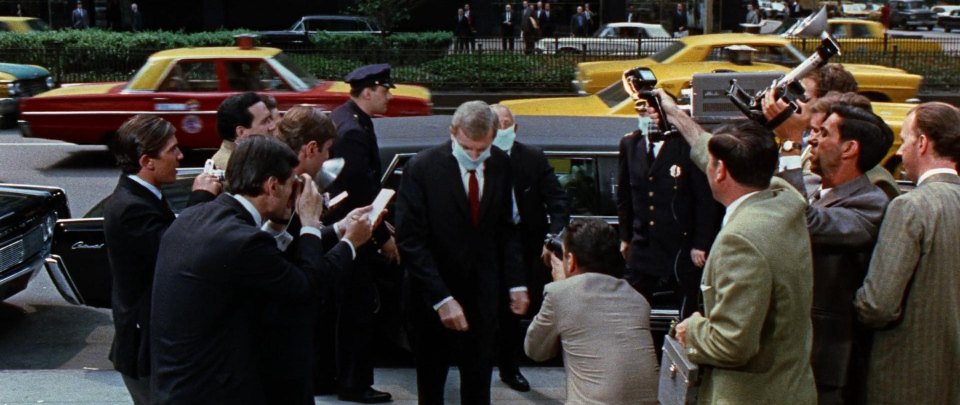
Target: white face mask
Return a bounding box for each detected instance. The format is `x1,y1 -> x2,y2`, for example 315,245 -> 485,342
451,135 -> 492,171
637,116 -> 652,133
493,124 -> 516,151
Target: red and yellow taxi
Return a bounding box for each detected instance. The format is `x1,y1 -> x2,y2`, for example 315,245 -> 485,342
18,43 -> 432,149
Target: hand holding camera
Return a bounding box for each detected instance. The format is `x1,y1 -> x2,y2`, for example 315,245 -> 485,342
296,174 -> 325,229
622,67 -> 679,141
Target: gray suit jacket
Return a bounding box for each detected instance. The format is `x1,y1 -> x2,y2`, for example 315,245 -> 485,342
525,273 -> 658,405
684,133 -> 817,404
782,170 -> 890,388
855,172 -> 960,404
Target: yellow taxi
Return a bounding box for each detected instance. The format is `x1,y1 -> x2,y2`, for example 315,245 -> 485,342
19,43 -> 432,149
573,33 -> 922,102
0,16 -> 49,32
791,18 -> 942,54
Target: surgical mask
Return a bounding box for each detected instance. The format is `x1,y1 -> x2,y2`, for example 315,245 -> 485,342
451,136 -> 492,171
493,124 -> 516,152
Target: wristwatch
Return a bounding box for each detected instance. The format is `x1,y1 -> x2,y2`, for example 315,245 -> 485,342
781,140 -> 798,153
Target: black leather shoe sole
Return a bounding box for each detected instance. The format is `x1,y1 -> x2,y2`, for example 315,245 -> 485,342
500,373 -> 531,392
337,388 -> 392,403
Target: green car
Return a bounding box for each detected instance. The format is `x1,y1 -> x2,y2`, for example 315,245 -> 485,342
0,62 -> 55,128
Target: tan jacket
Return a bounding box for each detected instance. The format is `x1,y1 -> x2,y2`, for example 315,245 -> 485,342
211,140 -> 235,171
855,173 -> 960,404
684,133 -> 817,404
525,273 -> 659,405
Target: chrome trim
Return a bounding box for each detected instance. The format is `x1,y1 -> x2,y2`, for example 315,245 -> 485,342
21,110 -> 218,116
0,255 -> 43,286
44,255 -> 84,306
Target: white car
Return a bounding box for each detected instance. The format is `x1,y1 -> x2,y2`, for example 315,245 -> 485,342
931,5 -> 960,17
536,22 -> 672,55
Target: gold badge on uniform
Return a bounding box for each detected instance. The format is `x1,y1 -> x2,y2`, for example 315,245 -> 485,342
670,164 -> 682,178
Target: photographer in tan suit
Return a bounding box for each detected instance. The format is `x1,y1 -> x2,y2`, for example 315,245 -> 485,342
525,218 -> 658,404
855,102 -> 960,404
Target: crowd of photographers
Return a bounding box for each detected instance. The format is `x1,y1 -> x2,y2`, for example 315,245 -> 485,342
98,60 -> 959,405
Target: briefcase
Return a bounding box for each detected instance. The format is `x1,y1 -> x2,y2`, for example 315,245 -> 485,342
658,333 -> 700,405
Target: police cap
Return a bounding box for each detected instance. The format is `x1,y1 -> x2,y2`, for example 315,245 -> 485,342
344,64 -> 396,90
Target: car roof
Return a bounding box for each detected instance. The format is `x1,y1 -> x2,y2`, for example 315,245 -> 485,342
607,22 -> 663,28
0,16 -> 39,22
829,18 -> 879,25
680,33 -> 788,47
301,15 -> 370,21
148,46 -> 282,61
375,115 -> 633,153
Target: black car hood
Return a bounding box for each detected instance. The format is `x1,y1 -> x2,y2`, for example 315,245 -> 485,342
0,185 -> 67,240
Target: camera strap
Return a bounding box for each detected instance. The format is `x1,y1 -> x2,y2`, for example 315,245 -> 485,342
765,103 -> 798,131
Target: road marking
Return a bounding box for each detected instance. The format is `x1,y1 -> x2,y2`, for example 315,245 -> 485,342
0,142 -> 83,146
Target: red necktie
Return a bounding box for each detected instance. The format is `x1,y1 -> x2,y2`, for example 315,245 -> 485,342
468,169 -> 480,226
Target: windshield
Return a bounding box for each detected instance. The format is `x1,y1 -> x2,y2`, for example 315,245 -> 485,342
650,42 -> 685,63
596,82 -> 629,108
780,43 -> 808,66
271,54 -> 321,89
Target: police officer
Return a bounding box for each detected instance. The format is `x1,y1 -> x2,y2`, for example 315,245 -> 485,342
318,64 -> 397,403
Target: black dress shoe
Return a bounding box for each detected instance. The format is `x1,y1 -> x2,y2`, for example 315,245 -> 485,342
337,387 -> 392,403
500,371 -> 531,392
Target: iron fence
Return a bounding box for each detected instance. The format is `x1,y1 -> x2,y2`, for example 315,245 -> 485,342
0,34 -> 958,92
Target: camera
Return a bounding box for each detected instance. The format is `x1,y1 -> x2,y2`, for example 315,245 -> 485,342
622,67 -> 679,142
727,34 -> 840,130
203,159 -> 225,181
544,232 -> 564,257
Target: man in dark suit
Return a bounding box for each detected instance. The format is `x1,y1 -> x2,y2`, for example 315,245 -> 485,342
520,2 -> 539,54
776,101 -> 892,404
150,135 -> 374,404
103,115 -> 221,405
396,101 -> 528,404
489,104 -> 570,392
454,8 -> 471,53
617,114 -> 722,318
539,2 -> 555,38
500,4 -> 516,51
322,64 -> 398,403
570,6 -> 588,37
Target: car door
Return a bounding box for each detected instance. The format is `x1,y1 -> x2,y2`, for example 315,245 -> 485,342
151,59 -> 230,149
46,169 -> 201,308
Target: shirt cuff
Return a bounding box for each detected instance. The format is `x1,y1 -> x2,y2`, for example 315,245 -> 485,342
433,296 -> 454,311
509,286 -> 528,293
779,155 -> 802,172
333,222 -> 344,239
341,239 -> 357,260
300,226 -> 323,240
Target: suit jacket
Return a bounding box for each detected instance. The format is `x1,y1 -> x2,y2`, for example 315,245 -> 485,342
211,140 -> 235,170
395,141 -> 524,317
103,175 -> 175,378
855,173 -> 960,404
520,7 -> 537,34
617,132 -> 722,278
781,170 -> 889,388
150,194 -> 352,404
538,10 -> 554,37
500,10 -> 516,36
510,141 -> 570,260
570,13 -> 588,37
684,133 -> 817,404
328,100 -> 389,244
525,273 -> 659,404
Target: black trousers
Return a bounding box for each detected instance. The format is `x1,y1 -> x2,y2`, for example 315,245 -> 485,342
411,298 -> 496,405
629,268 -> 702,319
501,34 -> 514,50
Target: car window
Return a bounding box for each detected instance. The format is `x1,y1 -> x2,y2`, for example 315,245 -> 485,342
650,42 -> 685,63
828,23 -> 849,37
599,27 -> 616,38
290,21 -> 304,31
932,7 -> 944,13
851,24 -> 872,38
225,61 -> 292,92
620,27 -> 641,38
159,61 -> 219,92
596,81 -> 630,108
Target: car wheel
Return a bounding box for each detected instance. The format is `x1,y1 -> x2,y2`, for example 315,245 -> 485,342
927,25 -> 934,31
0,114 -> 16,129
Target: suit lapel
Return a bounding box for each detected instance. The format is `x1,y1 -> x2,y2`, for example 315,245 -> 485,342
478,155 -> 501,225
440,144 -> 471,222
817,174 -> 870,208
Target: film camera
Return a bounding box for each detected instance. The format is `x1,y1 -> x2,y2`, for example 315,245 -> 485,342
622,67 -> 679,142
544,232 -> 564,257
727,7 -> 841,129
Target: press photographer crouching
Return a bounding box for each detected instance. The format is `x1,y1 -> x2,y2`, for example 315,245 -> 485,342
525,218 -> 659,404
649,89 -> 818,403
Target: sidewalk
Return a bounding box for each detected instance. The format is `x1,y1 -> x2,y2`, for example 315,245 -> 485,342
0,367 -> 567,404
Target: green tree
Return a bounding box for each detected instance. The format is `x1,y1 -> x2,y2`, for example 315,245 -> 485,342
352,0 -> 426,32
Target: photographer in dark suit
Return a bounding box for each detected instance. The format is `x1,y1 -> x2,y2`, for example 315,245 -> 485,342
396,101 -> 528,404
150,136 -> 374,404
103,115 -> 220,404
489,104 -> 570,392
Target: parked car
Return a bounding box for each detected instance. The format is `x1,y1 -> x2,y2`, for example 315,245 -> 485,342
794,18 -> 943,54
841,3 -> 881,20
258,15 -> 382,47
0,183 -> 68,302
0,62 -> 56,128
573,33 -> 922,102
536,22 -> 672,55
930,5 -> 960,18
18,42 -> 431,150
0,16 -> 50,32
889,0 -> 938,30
43,115 -> 678,349
938,9 -> 960,32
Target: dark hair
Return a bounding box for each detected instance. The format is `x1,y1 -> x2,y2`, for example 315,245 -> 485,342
808,91 -> 872,114
910,102 -> 960,163
216,92 -> 262,142
277,105 -> 336,152
261,94 -> 277,111
707,120 -> 778,189
829,104 -> 892,172
349,84 -> 377,98
112,115 -> 175,174
562,218 -> 624,277
225,135 -> 299,196
803,64 -> 858,98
